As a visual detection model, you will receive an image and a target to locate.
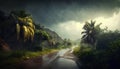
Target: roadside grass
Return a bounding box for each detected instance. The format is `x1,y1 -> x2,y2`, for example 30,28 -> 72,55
58,45 -> 71,49
73,44 -> 93,55
0,48 -> 59,67
73,46 -> 81,56
0,45 -> 69,68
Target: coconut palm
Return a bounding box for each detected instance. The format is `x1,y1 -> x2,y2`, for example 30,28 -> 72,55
81,20 -> 102,48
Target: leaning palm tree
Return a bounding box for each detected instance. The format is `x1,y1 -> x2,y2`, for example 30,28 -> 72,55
81,20 -> 102,49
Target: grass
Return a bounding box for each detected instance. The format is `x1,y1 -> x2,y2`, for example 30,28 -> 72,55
73,46 -> 81,56
0,45 -> 69,69
22,49 -> 58,58
0,48 -> 59,68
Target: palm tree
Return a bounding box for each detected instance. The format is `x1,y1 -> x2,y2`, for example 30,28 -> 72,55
81,20 -> 102,49
11,11 -> 35,42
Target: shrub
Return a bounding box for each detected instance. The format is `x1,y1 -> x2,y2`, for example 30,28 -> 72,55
77,39 -> 120,69
73,46 -> 81,57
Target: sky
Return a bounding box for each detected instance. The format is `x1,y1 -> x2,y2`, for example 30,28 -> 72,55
0,0 -> 120,40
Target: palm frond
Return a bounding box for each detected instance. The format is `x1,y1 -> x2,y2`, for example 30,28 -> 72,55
16,23 -> 20,40
81,31 -> 87,34
81,34 -> 87,39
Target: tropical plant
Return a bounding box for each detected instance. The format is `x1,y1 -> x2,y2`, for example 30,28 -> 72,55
81,20 -> 102,48
35,29 -> 50,40
96,30 -> 120,50
11,10 -> 35,42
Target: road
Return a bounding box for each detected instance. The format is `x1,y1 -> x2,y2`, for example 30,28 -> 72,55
45,46 -> 79,69
16,46 -> 80,69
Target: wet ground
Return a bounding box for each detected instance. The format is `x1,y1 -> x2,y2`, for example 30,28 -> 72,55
16,46 -> 79,69
44,46 -> 79,69
49,57 -> 79,69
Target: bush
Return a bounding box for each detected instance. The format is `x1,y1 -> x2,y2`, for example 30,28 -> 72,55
96,31 -> 120,50
73,46 -> 81,57
77,39 -> 120,69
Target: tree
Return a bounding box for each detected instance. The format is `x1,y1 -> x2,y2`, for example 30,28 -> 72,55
81,20 -> 102,49
11,10 -> 35,42
96,30 -> 120,50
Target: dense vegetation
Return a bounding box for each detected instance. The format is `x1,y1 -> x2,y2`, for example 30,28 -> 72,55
1,9 -> 120,69
0,10 -> 64,51
74,20 -> 120,69
0,10 -> 64,69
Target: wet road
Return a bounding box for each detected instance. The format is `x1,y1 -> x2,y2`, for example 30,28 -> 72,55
50,58 -> 79,69
47,46 -> 79,69
16,46 -> 79,69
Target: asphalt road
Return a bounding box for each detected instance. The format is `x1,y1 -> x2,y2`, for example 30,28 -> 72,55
46,47 -> 79,69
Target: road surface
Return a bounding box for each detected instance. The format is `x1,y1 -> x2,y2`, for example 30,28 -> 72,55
45,46 -> 79,69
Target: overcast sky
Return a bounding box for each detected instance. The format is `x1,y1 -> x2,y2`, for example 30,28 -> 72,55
0,0 -> 120,40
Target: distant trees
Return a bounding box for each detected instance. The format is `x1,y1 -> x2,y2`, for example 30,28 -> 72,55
35,29 -> 50,41
63,38 -> 72,46
81,20 -> 102,49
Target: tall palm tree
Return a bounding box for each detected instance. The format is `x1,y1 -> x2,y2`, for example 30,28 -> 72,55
11,11 -> 35,42
81,20 -> 102,48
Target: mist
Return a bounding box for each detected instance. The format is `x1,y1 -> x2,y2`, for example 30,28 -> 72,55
50,9 -> 120,40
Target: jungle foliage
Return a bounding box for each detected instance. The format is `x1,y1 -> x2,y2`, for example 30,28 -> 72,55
74,20 -> 120,69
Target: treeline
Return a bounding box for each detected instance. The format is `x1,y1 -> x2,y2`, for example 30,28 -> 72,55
74,20 -> 120,69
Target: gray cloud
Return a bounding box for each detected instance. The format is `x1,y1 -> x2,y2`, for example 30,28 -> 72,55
0,0 -> 120,27
0,0 -> 120,40
23,0 -> 120,27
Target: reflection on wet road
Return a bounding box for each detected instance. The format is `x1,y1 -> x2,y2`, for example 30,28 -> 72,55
47,46 -> 79,69
51,58 -> 79,69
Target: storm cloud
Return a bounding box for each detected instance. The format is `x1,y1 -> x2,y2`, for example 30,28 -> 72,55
25,0 -> 120,26
0,0 -> 120,40
0,0 -> 120,26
